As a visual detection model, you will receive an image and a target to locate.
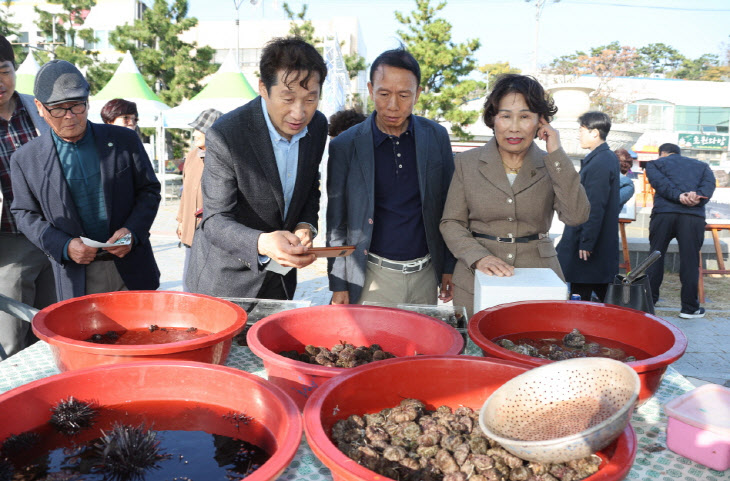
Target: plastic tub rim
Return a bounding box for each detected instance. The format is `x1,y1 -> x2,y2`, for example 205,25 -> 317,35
303,354 -> 638,481
246,304 -> 466,378
0,360 -> 303,481
32,291 -> 247,356
468,300 -> 688,374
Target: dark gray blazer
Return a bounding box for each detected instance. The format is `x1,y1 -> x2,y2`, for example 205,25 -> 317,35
185,97 -> 327,298
10,122 -> 161,300
326,114 -> 456,303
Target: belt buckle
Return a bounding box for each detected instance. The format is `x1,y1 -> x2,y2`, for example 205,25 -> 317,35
497,235 -> 515,244
402,260 -> 421,273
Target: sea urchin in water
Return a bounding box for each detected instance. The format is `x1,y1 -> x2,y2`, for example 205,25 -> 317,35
49,396 -> 98,435
1,431 -> 41,458
95,423 -> 167,481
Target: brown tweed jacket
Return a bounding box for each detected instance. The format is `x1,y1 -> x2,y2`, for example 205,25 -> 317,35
440,138 -> 590,300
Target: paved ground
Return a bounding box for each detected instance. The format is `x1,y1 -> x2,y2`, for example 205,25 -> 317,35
152,200 -> 730,388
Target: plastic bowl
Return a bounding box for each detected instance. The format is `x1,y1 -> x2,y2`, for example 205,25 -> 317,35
32,291 -> 247,371
468,300 -> 687,404
0,361 -> 302,481
246,305 -> 465,410
480,357 -> 640,464
303,355 -> 638,481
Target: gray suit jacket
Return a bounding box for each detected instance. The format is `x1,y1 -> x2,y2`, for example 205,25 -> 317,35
326,114 -> 456,303
185,97 -> 327,298
18,93 -> 49,137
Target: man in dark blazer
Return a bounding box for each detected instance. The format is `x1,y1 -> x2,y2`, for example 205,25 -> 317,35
327,48 -> 456,305
557,111 -> 620,302
10,60 -> 161,301
185,38 -> 328,299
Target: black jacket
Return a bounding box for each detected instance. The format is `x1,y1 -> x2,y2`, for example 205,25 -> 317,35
645,154 -> 716,217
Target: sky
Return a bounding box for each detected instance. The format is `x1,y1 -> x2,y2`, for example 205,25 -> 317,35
187,0 -> 730,74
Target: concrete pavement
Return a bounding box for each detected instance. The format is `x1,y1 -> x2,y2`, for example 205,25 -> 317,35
152,200 -> 730,388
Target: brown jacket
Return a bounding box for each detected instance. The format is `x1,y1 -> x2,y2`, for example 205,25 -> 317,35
440,139 -> 589,315
176,148 -> 204,246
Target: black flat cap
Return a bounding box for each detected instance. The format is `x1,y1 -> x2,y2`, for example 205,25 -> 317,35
34,60 -> 90,105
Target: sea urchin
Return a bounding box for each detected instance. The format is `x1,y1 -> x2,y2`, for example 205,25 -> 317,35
49,396 -> 98,435
95,423 -> 167,480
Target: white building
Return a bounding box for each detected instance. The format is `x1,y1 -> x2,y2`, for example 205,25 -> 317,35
180,17 -> 368,101
543,75 -> 730,166
7,0 -> 146,62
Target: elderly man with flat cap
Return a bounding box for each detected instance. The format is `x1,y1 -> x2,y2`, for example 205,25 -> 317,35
10,60 -> 161,301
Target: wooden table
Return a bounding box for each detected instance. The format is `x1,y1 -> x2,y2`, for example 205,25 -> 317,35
699,223 -> 730,302
619,218 -> 633,272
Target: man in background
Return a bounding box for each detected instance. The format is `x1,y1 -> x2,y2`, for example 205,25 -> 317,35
645,143 -> 715,318
557,111 -> 620,302
0,36 -> 54,359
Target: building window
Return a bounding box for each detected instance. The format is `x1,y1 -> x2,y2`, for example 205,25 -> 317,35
18,32 -> 29,44
626,101 -> 673,130
675,106 -> 730,134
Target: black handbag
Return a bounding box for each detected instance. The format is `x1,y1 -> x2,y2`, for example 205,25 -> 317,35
604,251 -> 661,314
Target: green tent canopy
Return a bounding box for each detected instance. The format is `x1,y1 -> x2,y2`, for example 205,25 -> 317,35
15,53 -> 40,95
90,51 -> 169,127
163,50 -> 257,128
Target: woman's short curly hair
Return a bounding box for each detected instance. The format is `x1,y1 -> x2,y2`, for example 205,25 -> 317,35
328,109 -> 367,137
482,74 -> 557,130
100,98 -> 138,124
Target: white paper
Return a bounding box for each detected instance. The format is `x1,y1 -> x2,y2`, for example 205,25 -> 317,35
80,233 -> 132,248
264,258 -> 293,275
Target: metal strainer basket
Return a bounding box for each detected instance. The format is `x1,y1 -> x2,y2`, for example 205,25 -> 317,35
479,357 -> 640,463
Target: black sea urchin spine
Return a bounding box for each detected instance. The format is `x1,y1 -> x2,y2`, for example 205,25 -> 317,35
95,423 -> 167,480
49,396 -> 99,435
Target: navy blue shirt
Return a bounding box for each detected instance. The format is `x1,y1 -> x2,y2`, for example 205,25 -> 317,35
369,114 -> 428,261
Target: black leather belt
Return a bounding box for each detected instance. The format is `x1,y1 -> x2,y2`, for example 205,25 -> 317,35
472,232 -> 541,244
367,253 -> 431,274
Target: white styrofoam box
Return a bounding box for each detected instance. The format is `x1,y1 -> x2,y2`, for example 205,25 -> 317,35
474,268 -> 568,313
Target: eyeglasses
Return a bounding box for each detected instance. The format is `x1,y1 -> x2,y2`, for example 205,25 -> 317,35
116,114 -> 139,124
43,102 -> 87,119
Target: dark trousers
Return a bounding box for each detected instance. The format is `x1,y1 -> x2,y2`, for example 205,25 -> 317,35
646,213 -> 705,312
256,270 -> 290,300
569,283 -> 608,302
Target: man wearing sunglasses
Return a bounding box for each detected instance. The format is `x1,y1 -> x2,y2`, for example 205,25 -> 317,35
9,60 -> 161,301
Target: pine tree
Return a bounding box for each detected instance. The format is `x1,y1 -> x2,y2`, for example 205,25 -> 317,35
395,0 -> 483,139
33,0 -> 116,92
109,0 -> 217,105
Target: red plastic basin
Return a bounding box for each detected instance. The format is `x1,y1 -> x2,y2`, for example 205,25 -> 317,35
32,291 -> 247,371
303,355 -> 637,481
468,300 -> 688,404
246,305 -> 465,410
0,361 -> 302,481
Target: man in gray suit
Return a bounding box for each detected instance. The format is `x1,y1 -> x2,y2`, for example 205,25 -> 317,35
327,48 -> 456,305
0,36 -> 54,359
185,37 -> 328,299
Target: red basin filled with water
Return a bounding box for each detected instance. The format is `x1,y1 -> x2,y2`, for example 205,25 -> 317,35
246,305 -> 465,410
303,355 -> 637,481
32,291 -> 247,371
468,300 -> 687,404
0,361 -> 301,481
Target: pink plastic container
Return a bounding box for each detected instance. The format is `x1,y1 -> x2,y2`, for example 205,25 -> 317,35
664,384 -> 730,471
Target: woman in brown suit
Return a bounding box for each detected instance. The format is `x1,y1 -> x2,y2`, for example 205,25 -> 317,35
440,74 -> 590,317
